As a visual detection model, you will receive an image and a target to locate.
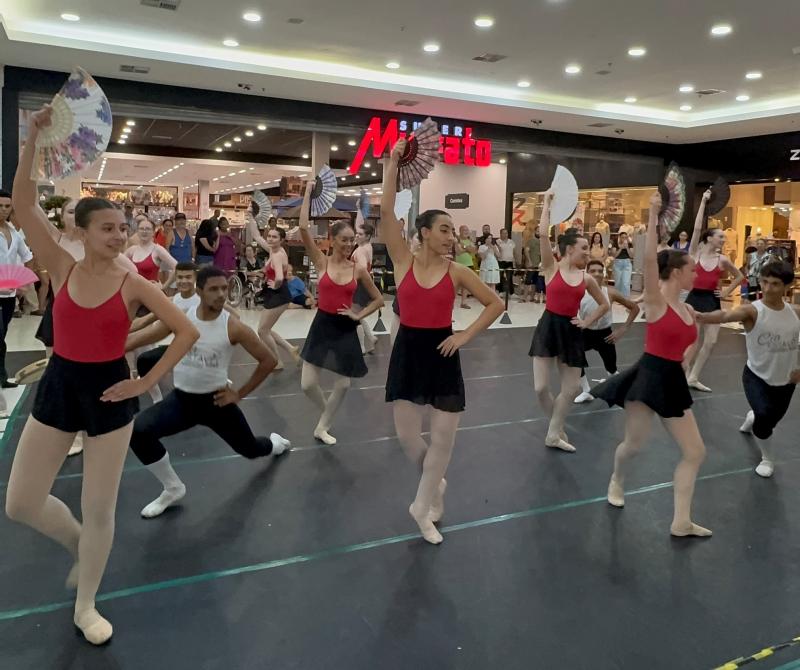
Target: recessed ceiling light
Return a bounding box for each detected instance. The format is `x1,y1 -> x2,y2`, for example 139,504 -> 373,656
710,24 -> 732,36
624,96 -> 637,103
257,123 -> 267,131
340,177 -> 346,182
364,162 -> 371,168
233,136 -> 242,142
228,172 -> 236,176
223,39 -> 240,48
298,173 -> 308,178
627,46 -> 647,57
118,139 -> 127,144
60,13 -> 80,21
347,139 -> 357,146
774,177 -> 780,182
474,16 -> 494,28
499,158 -> 507,164
385,61 -> 400,70
224,142 -> 232,148
517,80 -> 531,88
126,120 -> 136,126
242,11 -> 261,22
245,130 -> 254,137
238,169 -> 246,173
736,94 -> 750,102
355,175 -> 360,179
680,104 -> 692,111
745,71 -> 762,80
423,43 -> 440,53
371,172 -> 377,176
331,144 -> 339,151
679,84 -> 695,93
565,64 -> 582,75
301,153 -> 309,159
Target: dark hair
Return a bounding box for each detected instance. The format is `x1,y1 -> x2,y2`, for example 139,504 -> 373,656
359,221 -> 375,238
175,261 -> 197,273
0,189 -> 11,199
760,260 -> 794,285
174,212 -> 186,221
557,227 -> 583,255
587,259 -> 605,271
75,197 -> 117,229
196,265 -> 227,289
415,209 -> 450,238
657,249 -> 690,280
331,220 -> 354,238
700,228 -> 722,244
590,232 -> 603,246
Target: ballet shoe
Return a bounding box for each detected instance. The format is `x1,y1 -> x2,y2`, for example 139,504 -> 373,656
607,476 -> 625,508
670,522 -> 713,538
68,434 -> 83,457
74,608 -> 113,645
409,504 -> 443,545
290,346 -> 301,364
687,379 -> 712,393
545,436 -> 576,453
65,561 -> 79,589
313,429 -> 337,445
429,479 -> 447,523
273,361 -> 284,371
141,484 -> 187,518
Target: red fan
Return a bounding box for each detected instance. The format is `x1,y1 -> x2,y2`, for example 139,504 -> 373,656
397,118 -> 440,190
0,265 -> 38,290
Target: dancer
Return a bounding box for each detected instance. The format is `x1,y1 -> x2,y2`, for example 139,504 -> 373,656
127,265 -> 291,518
529,192 -> 609,452
592,192 -> 710,537
574,259 -> 640,403
6,105 -> 198,644
352,219 -> 378,354
381,139 -> 503,544
697,260 -> 799,477
685,190 -> 745,392
298,184 -> 383,444
125,216 -> 177,286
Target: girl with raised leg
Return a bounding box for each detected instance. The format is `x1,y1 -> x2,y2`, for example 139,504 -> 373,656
382,139 -> 503,544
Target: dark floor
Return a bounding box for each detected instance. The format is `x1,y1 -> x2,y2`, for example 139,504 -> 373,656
1,325 -> 799,670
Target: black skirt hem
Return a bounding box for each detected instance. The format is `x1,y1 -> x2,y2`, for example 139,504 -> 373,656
300,310 -> 368,378
686,289 -> 720,313
529,310 -> 587,368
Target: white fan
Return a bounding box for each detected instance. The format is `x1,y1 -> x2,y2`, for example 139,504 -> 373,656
310,165 -> 338,217
549,165 -> 579,226
32,67 -> 112,181
251,190 -> 272,228
394,189 -> 413,221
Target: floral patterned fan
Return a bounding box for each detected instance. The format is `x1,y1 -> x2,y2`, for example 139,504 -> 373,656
397,118 -> 440,190
251,190 -> 272,228
310,165 -> 338,217
31,67 -> 112,180
658,162 -> 686,234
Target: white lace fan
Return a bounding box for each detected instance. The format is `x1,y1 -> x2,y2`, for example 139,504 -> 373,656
32,67 -> 112,180
310,165 -> 338,217
251,190 -> 272,228
394,189 -> 413,221
549,165 -> 579,225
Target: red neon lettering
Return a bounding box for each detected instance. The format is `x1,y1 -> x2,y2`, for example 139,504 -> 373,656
443,137 -> 460,164
349,117 -> 402,175
475,140 -> 492,167
462,130 -> 475,166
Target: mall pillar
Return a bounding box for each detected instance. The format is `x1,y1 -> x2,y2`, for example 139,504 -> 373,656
198,179 -> 210,220
311,132 -> 330,179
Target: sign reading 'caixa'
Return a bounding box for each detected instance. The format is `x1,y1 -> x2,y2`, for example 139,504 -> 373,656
445,193 -> 470,209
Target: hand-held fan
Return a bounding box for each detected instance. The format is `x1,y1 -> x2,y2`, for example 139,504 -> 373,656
658,162 -> 686,234
14,358 -> 49,385
310,165 -> 337,217
394,189 -> 413,221
706,177 -> 730,217
548,165 -> 579,225
0,265 -> 39,290
397,118 -> 440,190
251,190 -> 272,227
32,67 -> 112,181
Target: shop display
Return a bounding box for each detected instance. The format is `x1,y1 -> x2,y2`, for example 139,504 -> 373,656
396,117 -> 440,190
310,164 -> 338,217
549,165 -> 579,226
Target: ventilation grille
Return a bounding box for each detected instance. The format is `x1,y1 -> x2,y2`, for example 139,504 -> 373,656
696,88 -> 725,96
395,99 -> 420,107
587,122 -> 613,128
472,53 -> 507,63
595,69 -> 612,75
287,17 -> 304,24
120,65 -> 151,74
140,0 -> 180,9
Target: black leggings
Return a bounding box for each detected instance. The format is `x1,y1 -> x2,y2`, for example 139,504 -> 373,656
130,388 -> 274,465
137,345 -> 168,378
581,327 -> 617,378
742,366 -> 796,440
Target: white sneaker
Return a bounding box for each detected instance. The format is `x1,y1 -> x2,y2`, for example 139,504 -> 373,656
739,410 -> 755,434
755,460 -> 774,478
270,433 -> 292,456
574,391 -> 594,404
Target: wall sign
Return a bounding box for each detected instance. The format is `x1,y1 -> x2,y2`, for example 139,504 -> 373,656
445,193 -> 470,209
349,116 -> 492,175
791,149 -> 800,161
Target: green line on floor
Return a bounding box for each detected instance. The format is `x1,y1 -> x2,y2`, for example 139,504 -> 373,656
0,385 -> 31,459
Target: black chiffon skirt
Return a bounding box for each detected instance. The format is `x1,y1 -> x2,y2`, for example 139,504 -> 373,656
300,310 -> 368,378
529,310 -> 587,368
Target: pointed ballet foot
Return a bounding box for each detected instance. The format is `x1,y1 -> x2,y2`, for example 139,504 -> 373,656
65,561 -> 79,589
140,484 -> 186,519
574,392 -> 594,404
739,410 -> 755,434
74,609 -> 113,645
273,362 -> 284,371
545,437 -> 576,453
687,379 -> 712,393
607,476 -> 625,508
68,434 -> 83,457
313,429 -> 337,446
670,522 -> 712,538
290,346 -> 301,364
429,479 -> 447,523
409,504 -> 443,545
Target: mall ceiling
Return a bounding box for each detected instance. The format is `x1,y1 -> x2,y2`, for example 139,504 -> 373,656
2,0 -> 800,143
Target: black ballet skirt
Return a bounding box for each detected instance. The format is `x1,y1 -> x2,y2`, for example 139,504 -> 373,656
260,282 -> 291,309
685,289 -> 720,313
300,310 -> 368,378
385,324 -> 465,413
35,290 -> 54,347
592,353 -> 693,418
529,310 -> 587,368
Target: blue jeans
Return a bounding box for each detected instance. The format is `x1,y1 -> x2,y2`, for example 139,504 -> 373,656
613,259 -> 632,298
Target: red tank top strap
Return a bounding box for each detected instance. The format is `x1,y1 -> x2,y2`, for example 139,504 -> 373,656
545,269 -> 585,318
397,259 -> 454,329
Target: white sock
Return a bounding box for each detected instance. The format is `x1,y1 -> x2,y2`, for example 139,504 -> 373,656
755,460 -> 774,478
580,376 -> 591,393
149,384 -> 163,404
141,454 -> 186,518
270,433 -> 292,456
739,410 -> 755,433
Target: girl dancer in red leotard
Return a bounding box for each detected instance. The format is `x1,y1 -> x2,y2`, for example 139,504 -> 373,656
6,105 -> 198,645
382,139 -> 504,544
592,193 -> 711,538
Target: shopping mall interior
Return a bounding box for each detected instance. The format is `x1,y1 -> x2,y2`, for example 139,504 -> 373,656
1,2 -> 800,669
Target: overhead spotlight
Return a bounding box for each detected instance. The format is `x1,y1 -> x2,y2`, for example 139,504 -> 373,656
517,80 -> 531,88
745,71 -> 763,80
364,162 -> 371,168
565,64 -> 582,75
302,153 -> 309,159
331,144 -> 339,151
423,43 -> 440,53
710,24 -> 732,36
679,84 -> 695,93
474,16 -> 494,28
245,130 -> 254,136
499,158 -> 507,164
224,142 -> 232,148
736,94 -> 750,102
233,136 -> 242,142
60,13 -> 80,21
257,123 -> 267,131
385,61 -> 400,70
680,104 -> 692,111
624,96 -> 637,103
126,120 -> 136,126
242,11 -> 261,22
118,139 -> 127,144
348,140 -> 357,146
355,175 -> 360,179
371,172 -> 377,176
223,39 -> 240,47
627,47 -> 647,57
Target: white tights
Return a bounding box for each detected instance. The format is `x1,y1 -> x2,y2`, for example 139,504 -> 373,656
300,362 -> 351,441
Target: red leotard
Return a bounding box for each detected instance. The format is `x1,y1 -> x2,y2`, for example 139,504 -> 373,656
545,270 -> 585,317
398,262 -> 454,329
317,268 -> 357,314
53,266 -> 131,362
132,252 -> 160,281
693,257 -> 722,291
644,306 -> 697,362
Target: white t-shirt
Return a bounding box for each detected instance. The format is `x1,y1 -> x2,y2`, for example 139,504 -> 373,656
496,238 -> 516,262
173,292 -> 201,314
746,301 -> 800,386
173,308 -> 234,393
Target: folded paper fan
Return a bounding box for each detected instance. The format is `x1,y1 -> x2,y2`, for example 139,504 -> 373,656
310,165 -> 338,217
394,189 -> 413,221
397,118 -> 440,190
251,190 -> 272,227
0,265 -> 39,290
32,67 -> 112,181
549,165 -> 579,225
15,358 -> 48,385
658,162 -> 686,233
707,177 -> 730,216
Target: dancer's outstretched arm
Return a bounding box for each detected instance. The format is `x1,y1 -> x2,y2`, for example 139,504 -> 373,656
605,288 -> 640,343
380,140 -> 413,273
538,190 -> 556,278
688,189 -> 712,258
298,181 -> 327,275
